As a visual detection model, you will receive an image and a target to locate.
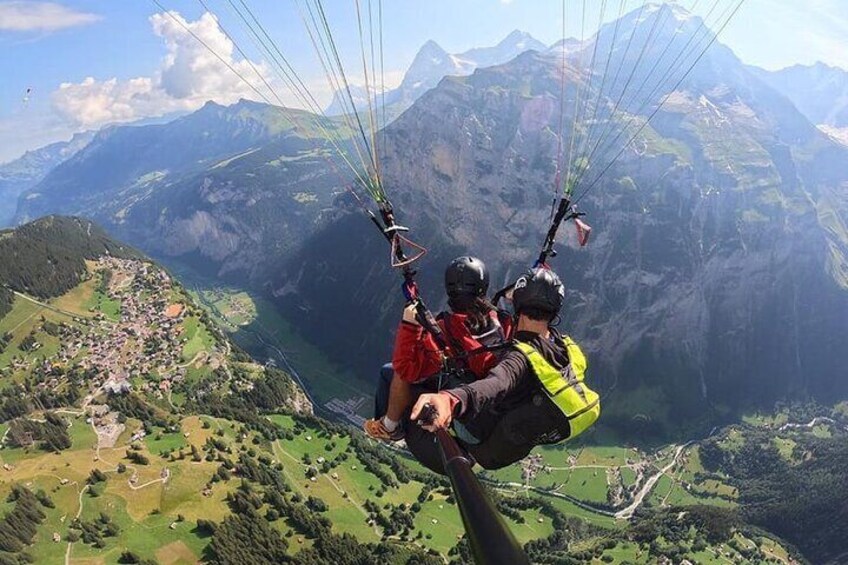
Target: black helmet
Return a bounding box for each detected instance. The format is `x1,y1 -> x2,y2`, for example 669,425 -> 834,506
512,267 -> 564,317
445,256 -> 489,312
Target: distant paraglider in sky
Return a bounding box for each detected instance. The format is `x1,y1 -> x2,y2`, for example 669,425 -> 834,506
22,87 -> 33,105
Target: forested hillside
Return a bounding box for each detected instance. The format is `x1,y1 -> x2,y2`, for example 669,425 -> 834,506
0,216 -> 139,299
0,288 -> 11,320
699,405 -> 848,563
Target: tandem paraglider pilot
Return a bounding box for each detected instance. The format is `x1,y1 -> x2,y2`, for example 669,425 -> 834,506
407,266 -> 601,475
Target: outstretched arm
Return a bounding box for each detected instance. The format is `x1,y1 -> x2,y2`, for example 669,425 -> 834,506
410,350 -> 529,430
449,351 -> 528,419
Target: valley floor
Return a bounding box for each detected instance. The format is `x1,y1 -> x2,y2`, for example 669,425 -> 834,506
0,261 -> 826,563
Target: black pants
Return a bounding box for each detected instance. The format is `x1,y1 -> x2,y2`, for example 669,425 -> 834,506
374,363 -> 395,420
406,392 -> 571,476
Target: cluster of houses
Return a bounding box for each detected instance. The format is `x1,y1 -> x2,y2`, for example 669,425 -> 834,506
325,395 -> 367,427
31,258 -> 193,399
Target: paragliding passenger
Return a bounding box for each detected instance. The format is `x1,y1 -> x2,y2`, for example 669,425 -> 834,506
364,256 -> 512,442
406,267 -> 600,474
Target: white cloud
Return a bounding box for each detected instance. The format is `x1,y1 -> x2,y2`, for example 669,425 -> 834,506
0,1 -> 100,32
52,11 -> 270,128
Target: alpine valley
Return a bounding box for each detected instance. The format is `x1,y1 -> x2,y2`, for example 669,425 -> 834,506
1,4 -> 847,564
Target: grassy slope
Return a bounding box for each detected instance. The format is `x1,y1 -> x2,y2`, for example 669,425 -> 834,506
0,263 -> 804,564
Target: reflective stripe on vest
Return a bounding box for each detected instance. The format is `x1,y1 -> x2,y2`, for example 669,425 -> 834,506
514,335 -> 600,439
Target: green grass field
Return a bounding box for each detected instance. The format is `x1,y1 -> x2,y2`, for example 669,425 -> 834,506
541,494 -> 618,528
560,468 -> 610,505
620,467 -> 637,488
181,316 -> 215,361
145,428 -> 188,456
0,298 -> 45,366
719,428 -> 746,451
413,496 -> 464,553
599,541 -> 650,564
68,417 -> 98,451
69,490 -> 208,563
85,286 -> 121,321
50,272 -> 97,317
773,436 -> 797,462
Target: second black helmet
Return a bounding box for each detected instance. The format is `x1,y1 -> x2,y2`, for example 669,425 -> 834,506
512,267 -> 565,317
445,256 -> 489,311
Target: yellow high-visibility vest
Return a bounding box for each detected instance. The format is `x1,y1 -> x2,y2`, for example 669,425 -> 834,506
514,335 -> 600,439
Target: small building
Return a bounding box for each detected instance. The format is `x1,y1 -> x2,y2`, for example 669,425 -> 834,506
164,304 -> 184,318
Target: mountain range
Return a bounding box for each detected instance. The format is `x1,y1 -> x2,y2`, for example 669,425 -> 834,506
324,29 -> 547,117
753,62 -> 848,135
5,5 -> 848,438
0,131 -> 94,226
280,5 -> 848,433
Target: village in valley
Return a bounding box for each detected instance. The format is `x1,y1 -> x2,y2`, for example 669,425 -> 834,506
0,257 -> 228,451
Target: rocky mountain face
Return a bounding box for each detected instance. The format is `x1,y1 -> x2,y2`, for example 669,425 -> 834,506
276,6 -> 848,432
12,6 -> 848,432
0,131 -> 94,227
395,30 -> 547,105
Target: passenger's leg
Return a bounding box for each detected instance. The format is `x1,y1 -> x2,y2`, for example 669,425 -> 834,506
373,363 -> 394,419
385,375 -> 412,423
366,364 -> 406,441
366,371 -> 441,442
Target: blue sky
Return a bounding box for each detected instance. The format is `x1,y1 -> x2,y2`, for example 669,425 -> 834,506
1,0 -> 847,163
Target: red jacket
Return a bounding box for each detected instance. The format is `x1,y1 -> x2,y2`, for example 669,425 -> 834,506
392,310 -> 513,384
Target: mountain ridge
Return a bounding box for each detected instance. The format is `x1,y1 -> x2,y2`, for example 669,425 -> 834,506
752,62 -> 848,132
0,132 -> 95,227
325,29 -> 547,117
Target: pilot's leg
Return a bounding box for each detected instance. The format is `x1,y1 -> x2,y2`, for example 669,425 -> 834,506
404,424 -> 448,475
